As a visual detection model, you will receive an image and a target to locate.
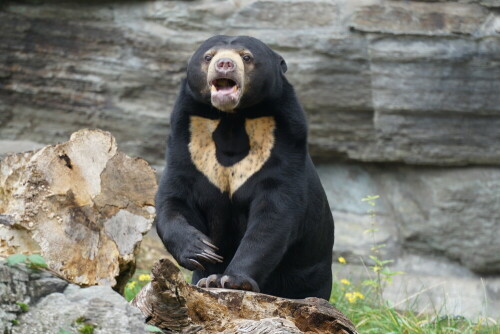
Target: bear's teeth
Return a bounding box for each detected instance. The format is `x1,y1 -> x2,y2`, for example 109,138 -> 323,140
214,78 -> 236,89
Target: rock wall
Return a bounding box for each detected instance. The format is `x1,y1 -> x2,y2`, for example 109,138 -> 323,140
1,0 -> 499,166
0,0 -> 499,317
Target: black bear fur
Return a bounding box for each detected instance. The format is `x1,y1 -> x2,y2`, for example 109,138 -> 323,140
156,35 -> 334,299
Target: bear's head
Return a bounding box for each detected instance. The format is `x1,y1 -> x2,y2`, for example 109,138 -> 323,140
186,35 -> 287,112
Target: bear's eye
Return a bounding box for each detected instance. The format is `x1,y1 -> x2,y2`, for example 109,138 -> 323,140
204,54 -> 213,62
242,55 -> 252,62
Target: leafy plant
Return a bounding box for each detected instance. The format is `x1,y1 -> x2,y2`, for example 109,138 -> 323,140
6,254 -> 27,266
16,302 -> 29,312
124,270 -> 152,302
27,254 -> 48,269
146,324 -> 164,332
330,195 -> 500,333
75,316 -> 87,324
6,253 -> 48,269
360,195 -> 401,303
57,330 -> 74,334
70,317 -> 96,334
77,324 -> 95,334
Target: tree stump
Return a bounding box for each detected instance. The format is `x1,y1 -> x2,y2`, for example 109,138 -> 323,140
0,129 -> 157,291
132,259 -> 358,334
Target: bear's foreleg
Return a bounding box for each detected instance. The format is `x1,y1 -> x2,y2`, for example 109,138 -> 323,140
156,198 -> 223,272
198,191 -> 299,292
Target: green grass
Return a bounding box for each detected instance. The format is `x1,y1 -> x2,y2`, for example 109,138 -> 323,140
329,280 -> 499,334
124,269 -> 152,302
330,195 -> 499,333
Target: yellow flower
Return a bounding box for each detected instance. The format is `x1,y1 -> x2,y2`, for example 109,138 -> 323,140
373,265 -> 381,273
338,257 -> 347,264
354,291 -> 365,300
345,291 -> 364,303
345,292 -> 356,303
340,279 -> 351,285
138,274 -> 151,282
126,281 -> 137,289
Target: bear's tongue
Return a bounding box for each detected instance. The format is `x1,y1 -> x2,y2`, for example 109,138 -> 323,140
212,79 -> 238,94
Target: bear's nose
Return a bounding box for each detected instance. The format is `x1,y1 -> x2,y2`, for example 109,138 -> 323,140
216,58 -> 236,74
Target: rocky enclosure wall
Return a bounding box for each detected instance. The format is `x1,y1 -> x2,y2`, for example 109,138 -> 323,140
1,0 -> 499,317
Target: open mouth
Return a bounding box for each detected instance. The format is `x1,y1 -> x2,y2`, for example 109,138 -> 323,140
209,77 -> 241,111
210,78 -> 239,95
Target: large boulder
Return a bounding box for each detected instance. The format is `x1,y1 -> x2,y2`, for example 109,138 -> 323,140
0,129 -> 157,291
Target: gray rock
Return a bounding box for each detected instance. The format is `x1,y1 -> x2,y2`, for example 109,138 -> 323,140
319,162 -> 500,274
0,261 -> 147,334
13,285 -> 147,334
368,36 -> 500,165
0,261 -> 68,333
479,0 -> 500,8
0,0 -> 499,165
349,1 -> 490,36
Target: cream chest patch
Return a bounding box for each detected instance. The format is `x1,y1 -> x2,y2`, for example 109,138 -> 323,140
189,116 -> 275,196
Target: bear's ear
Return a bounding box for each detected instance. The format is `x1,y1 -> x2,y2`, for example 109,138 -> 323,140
273,50 -> 287,73
279,57 -> 288,73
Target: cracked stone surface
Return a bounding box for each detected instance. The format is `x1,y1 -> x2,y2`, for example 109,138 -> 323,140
0,129 -> 157,291
0,261 -> 147,334
0,0 -> 498,166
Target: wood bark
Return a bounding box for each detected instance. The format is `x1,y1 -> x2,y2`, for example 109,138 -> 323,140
132,259 -> 358,334
0,129 -> 157,292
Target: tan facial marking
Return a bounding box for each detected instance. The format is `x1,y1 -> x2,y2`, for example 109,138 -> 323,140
207,49 -> 245,83
202,48 -> 254,112
189,116 -> 275,196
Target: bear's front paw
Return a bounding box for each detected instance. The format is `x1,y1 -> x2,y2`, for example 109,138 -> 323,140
197,274 -> 260,292
178,238 -> 223,271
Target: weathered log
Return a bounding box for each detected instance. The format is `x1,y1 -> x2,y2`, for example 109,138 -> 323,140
132,259 -> 358,334
0,129 -> 157,292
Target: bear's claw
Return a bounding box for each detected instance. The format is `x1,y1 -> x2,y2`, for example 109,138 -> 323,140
196,274 -> 260,293
196,250 -> 223,263
202,239 -> 219,250
188,259 -> 206,271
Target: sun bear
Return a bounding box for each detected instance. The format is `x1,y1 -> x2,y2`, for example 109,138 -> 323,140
156,35 -> 334,299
